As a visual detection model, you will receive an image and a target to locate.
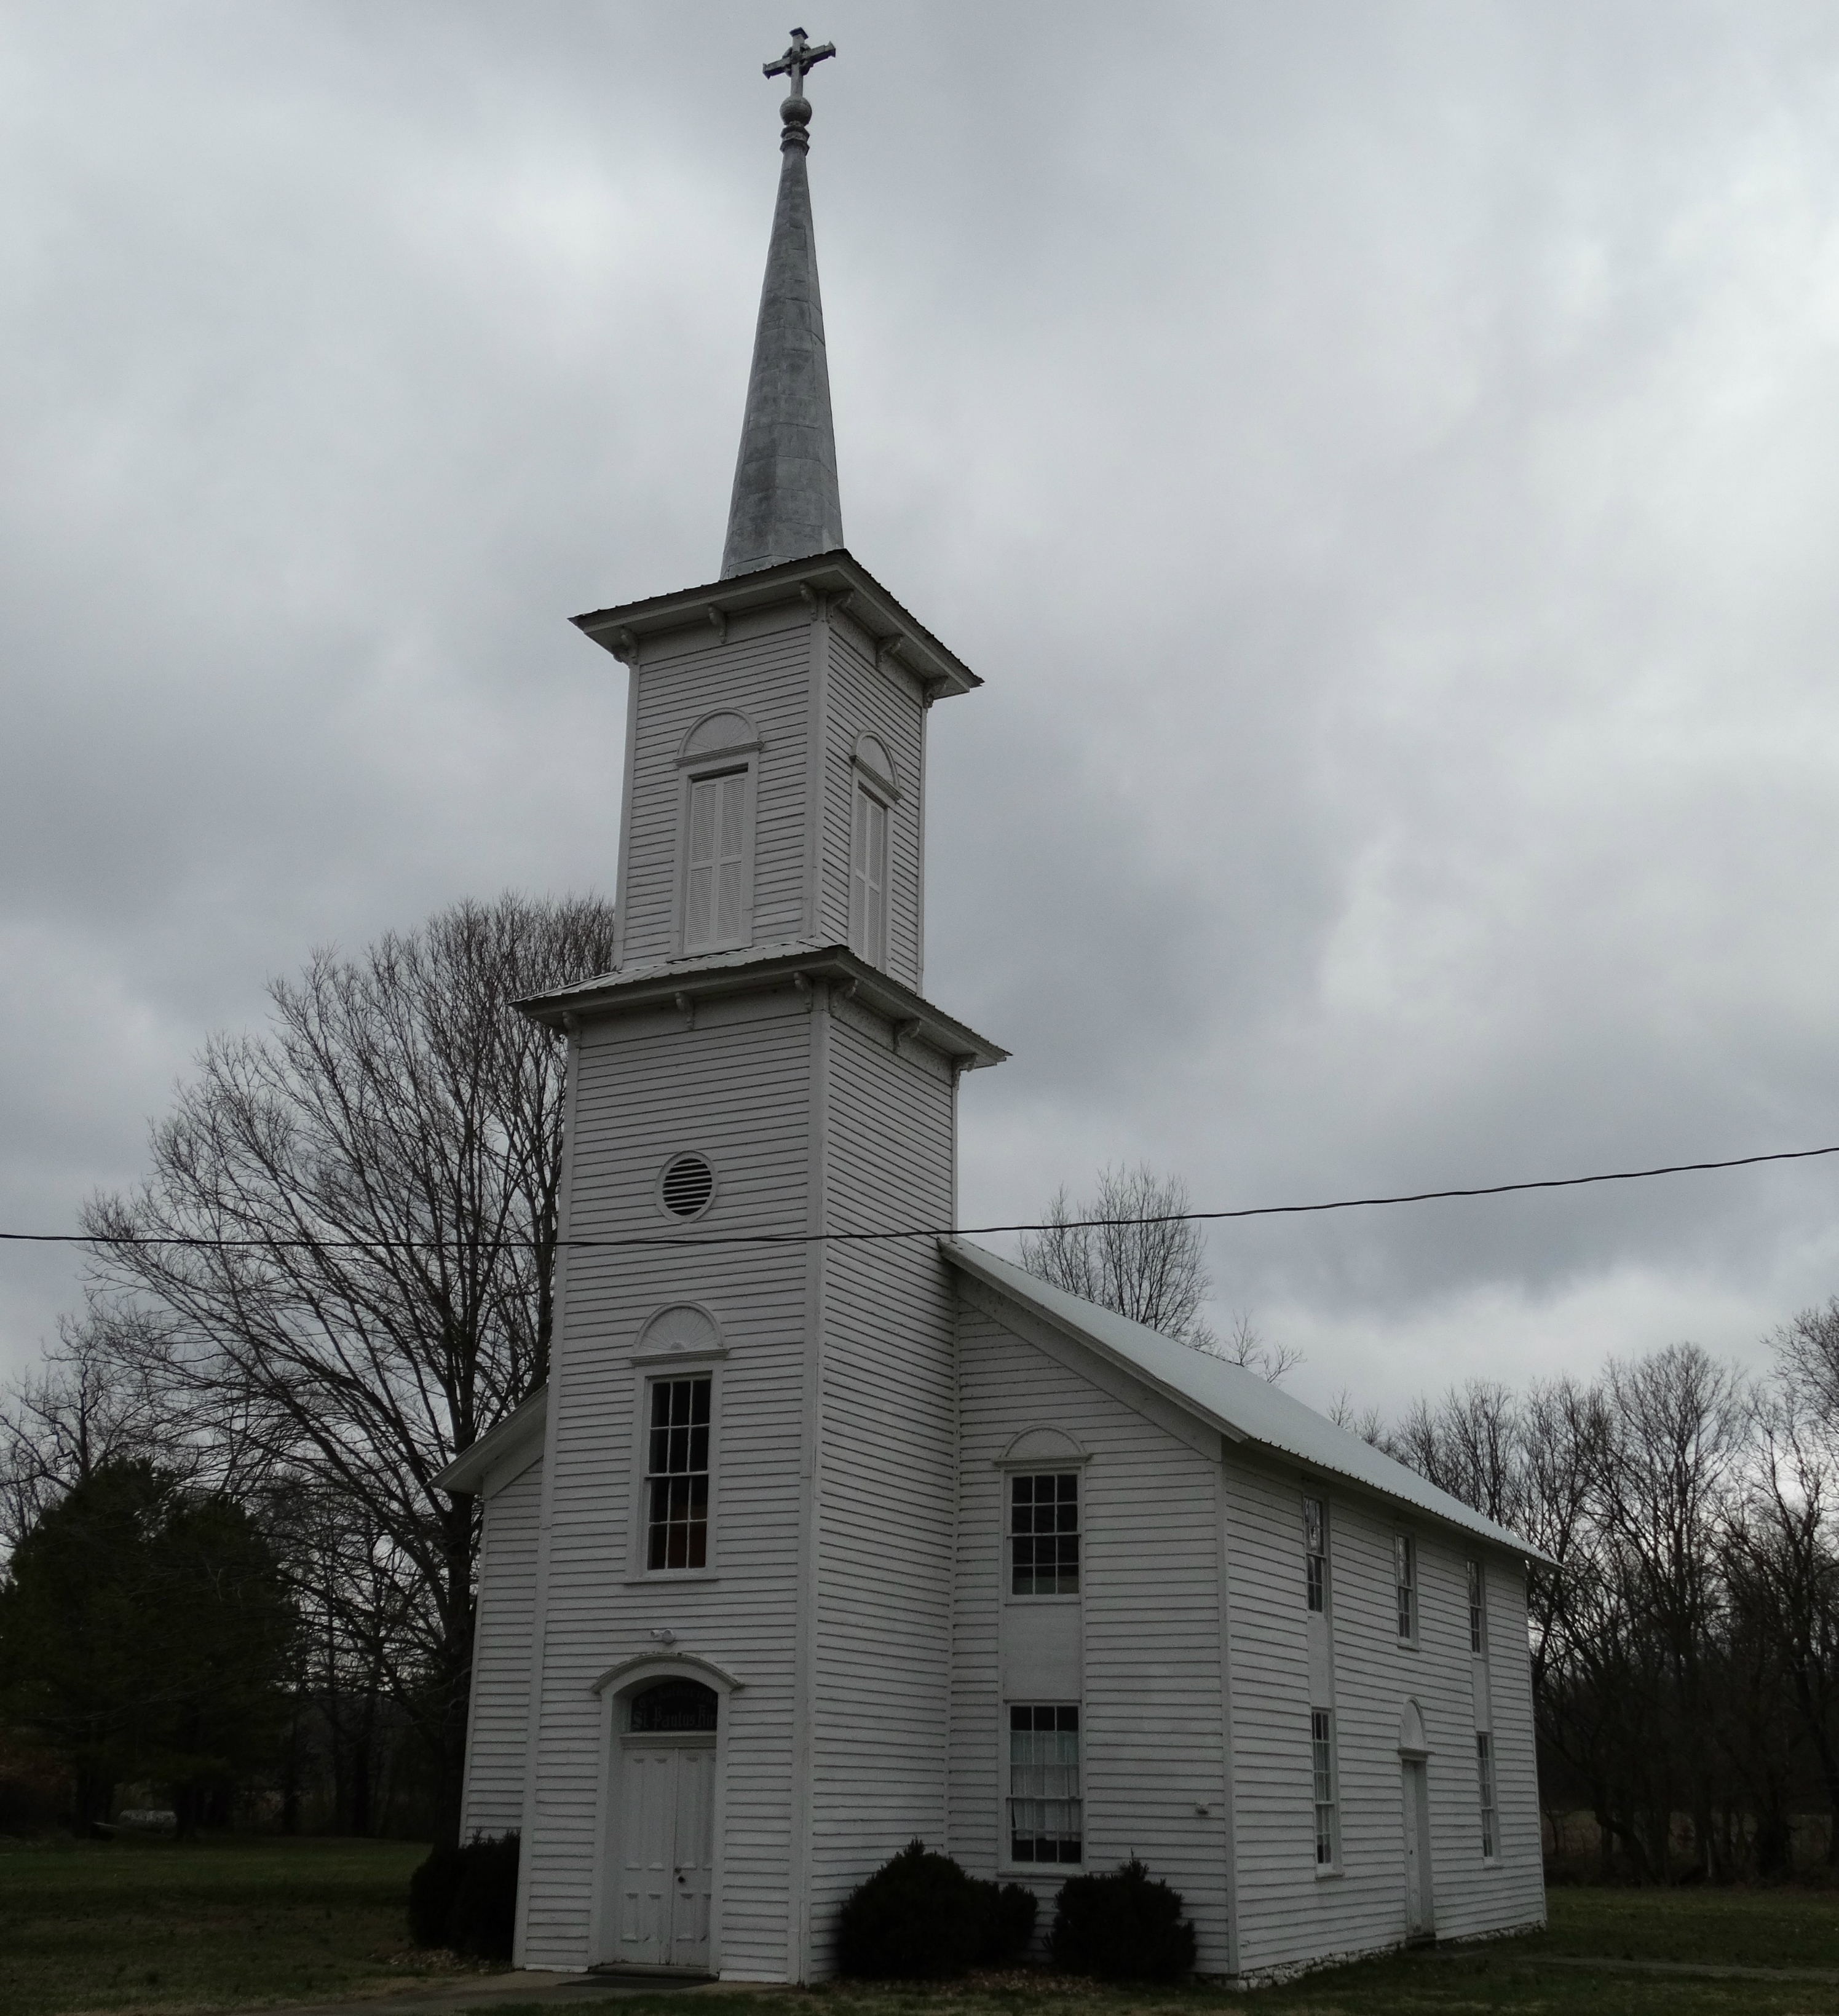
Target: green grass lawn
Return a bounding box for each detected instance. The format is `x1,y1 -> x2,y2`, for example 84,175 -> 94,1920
9,1842 -> 1839,2016
0,1833 -> 469,2016
1529,1880 -> 1839,1967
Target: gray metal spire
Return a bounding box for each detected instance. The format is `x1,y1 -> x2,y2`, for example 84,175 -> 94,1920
719,29 -> 844,580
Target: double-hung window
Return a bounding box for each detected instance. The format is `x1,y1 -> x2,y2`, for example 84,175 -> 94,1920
1304,1495 -> 1327,1612
1008,1705 -> 1082,1863
646,1375 -> 711,1570
1394,1535 -> 1418,1643
1311,1709 -> 1339,1868
1010,1472 -> 1080,1595
1477,1731 -> 1497,1858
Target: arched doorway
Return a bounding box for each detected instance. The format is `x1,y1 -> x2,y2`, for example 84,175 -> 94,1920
610,1680 -> 719,1971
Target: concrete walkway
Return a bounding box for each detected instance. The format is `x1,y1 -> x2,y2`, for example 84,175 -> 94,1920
234,1950 -> 1839,2014
251,1972 -> 757,2016
1524,1953 -> 1839,1985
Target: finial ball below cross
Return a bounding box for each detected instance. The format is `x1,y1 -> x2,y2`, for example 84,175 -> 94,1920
765,26 -> 836,110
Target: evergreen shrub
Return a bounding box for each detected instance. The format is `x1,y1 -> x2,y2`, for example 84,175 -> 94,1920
408,1844 -> 464,1947
1048,1858 -> 1195,1980
836,1840 -> 1038,1977
409,1832 -> 521,1959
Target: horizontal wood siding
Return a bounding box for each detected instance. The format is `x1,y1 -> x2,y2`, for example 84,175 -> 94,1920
461,1460 -> 541,1840
1482,1563 -> 1546,1934
620,612 -> 811,968
520,994 -> 812,1979
823,615 -> 926,990
808,1009 -> 959,1964
1225,1448 -> 1543,1974
949,1303 -> 1232,1974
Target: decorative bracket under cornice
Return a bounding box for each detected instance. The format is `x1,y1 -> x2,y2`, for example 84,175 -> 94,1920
674,991 -> 697,1031
703,604 -> 729,645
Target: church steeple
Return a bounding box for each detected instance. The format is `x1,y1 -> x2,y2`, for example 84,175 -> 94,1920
719,30 -> 845,580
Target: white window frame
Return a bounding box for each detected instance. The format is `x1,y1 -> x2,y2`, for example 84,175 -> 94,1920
674,714 -> 762,958
1006,1468 -> 1082,1602
1467,1557 -> 1488,1659
1477,1729 -> 1498,1860
1303,1493 -> 1328,1613
1394,1533 -> 1419,1646
1003,1700 -> 1084,1871
1311,1707 -> 1340,1874
625,1354 -> 726,1584
849,778 -> 893,968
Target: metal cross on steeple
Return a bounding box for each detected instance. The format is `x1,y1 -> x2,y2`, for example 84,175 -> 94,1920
764,27 -> 835,98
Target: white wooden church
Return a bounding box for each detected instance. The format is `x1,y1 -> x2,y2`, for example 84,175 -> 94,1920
438,31 -> 1548,1985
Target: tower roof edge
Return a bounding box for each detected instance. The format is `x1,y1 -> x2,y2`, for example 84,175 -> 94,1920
571,548 -> 982,697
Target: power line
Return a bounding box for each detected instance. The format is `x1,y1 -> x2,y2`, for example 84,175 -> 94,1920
2,1140 -> 1835,1254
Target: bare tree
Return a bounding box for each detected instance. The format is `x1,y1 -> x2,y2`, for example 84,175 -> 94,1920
1218,1310 -> 1306,1386
1728,1325 -> 1839,1864
1019,1164 -> 1298,1381
1327,1388 -> 1385,1444
81,892 -> 615,1841
1774,1298 -> 1839,1425
0,1306 -> 184,1555
1390,1382 -> 1524,1529
1596,1345 -> 1746,1879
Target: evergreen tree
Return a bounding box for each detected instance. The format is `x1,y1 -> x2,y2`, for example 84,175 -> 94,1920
0,1460 -> 293,1829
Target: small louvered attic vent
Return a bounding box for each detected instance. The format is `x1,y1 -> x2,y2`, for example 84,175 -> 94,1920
659,1153 -> 716,1220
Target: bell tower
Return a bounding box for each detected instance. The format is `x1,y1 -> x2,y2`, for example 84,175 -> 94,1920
511,33 -> 1004,1983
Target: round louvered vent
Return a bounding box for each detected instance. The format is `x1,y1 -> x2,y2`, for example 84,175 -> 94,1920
659,1152 -> 716,1220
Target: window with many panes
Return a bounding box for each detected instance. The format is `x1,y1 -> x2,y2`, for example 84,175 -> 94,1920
1008,1705 -> 1082,1863
1467,1558 -> 1486,1656
1311,1709 -> 1339,1867
1477,1731 -> 1497,1857
1394,1535 -> 1417,1642
1010,1472 -> 1079,1595
646,1375 -> 711,1570
1303,1495 -> 1327,1612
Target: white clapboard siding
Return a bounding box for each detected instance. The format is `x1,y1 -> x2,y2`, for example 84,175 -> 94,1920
807,1008 -> 959,1962
949,1302 -> 1233,1976
1482,1562 -> 1546,1934
461,1459 -> 542,1840
619,612 -> 812,969
823,614 -> 927,990
520,992 -> 815,1979
1224,1445 -> 1543,1975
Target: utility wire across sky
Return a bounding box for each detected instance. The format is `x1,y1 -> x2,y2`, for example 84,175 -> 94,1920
0,1142 -> 1835,1255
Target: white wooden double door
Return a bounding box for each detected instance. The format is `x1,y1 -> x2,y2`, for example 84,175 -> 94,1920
612,1737 -> 716,1971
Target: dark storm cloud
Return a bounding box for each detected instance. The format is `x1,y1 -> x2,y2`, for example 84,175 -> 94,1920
5,1 -> 1839,1415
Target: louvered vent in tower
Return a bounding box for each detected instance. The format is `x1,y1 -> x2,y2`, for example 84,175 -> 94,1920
658,1153 -> 716,1220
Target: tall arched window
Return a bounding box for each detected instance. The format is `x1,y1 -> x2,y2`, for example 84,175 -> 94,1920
678,712 -> 762,955
850,734 -> 898,968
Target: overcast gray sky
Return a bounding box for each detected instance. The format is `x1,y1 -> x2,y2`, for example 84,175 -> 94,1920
5,1 -> 1839,1419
